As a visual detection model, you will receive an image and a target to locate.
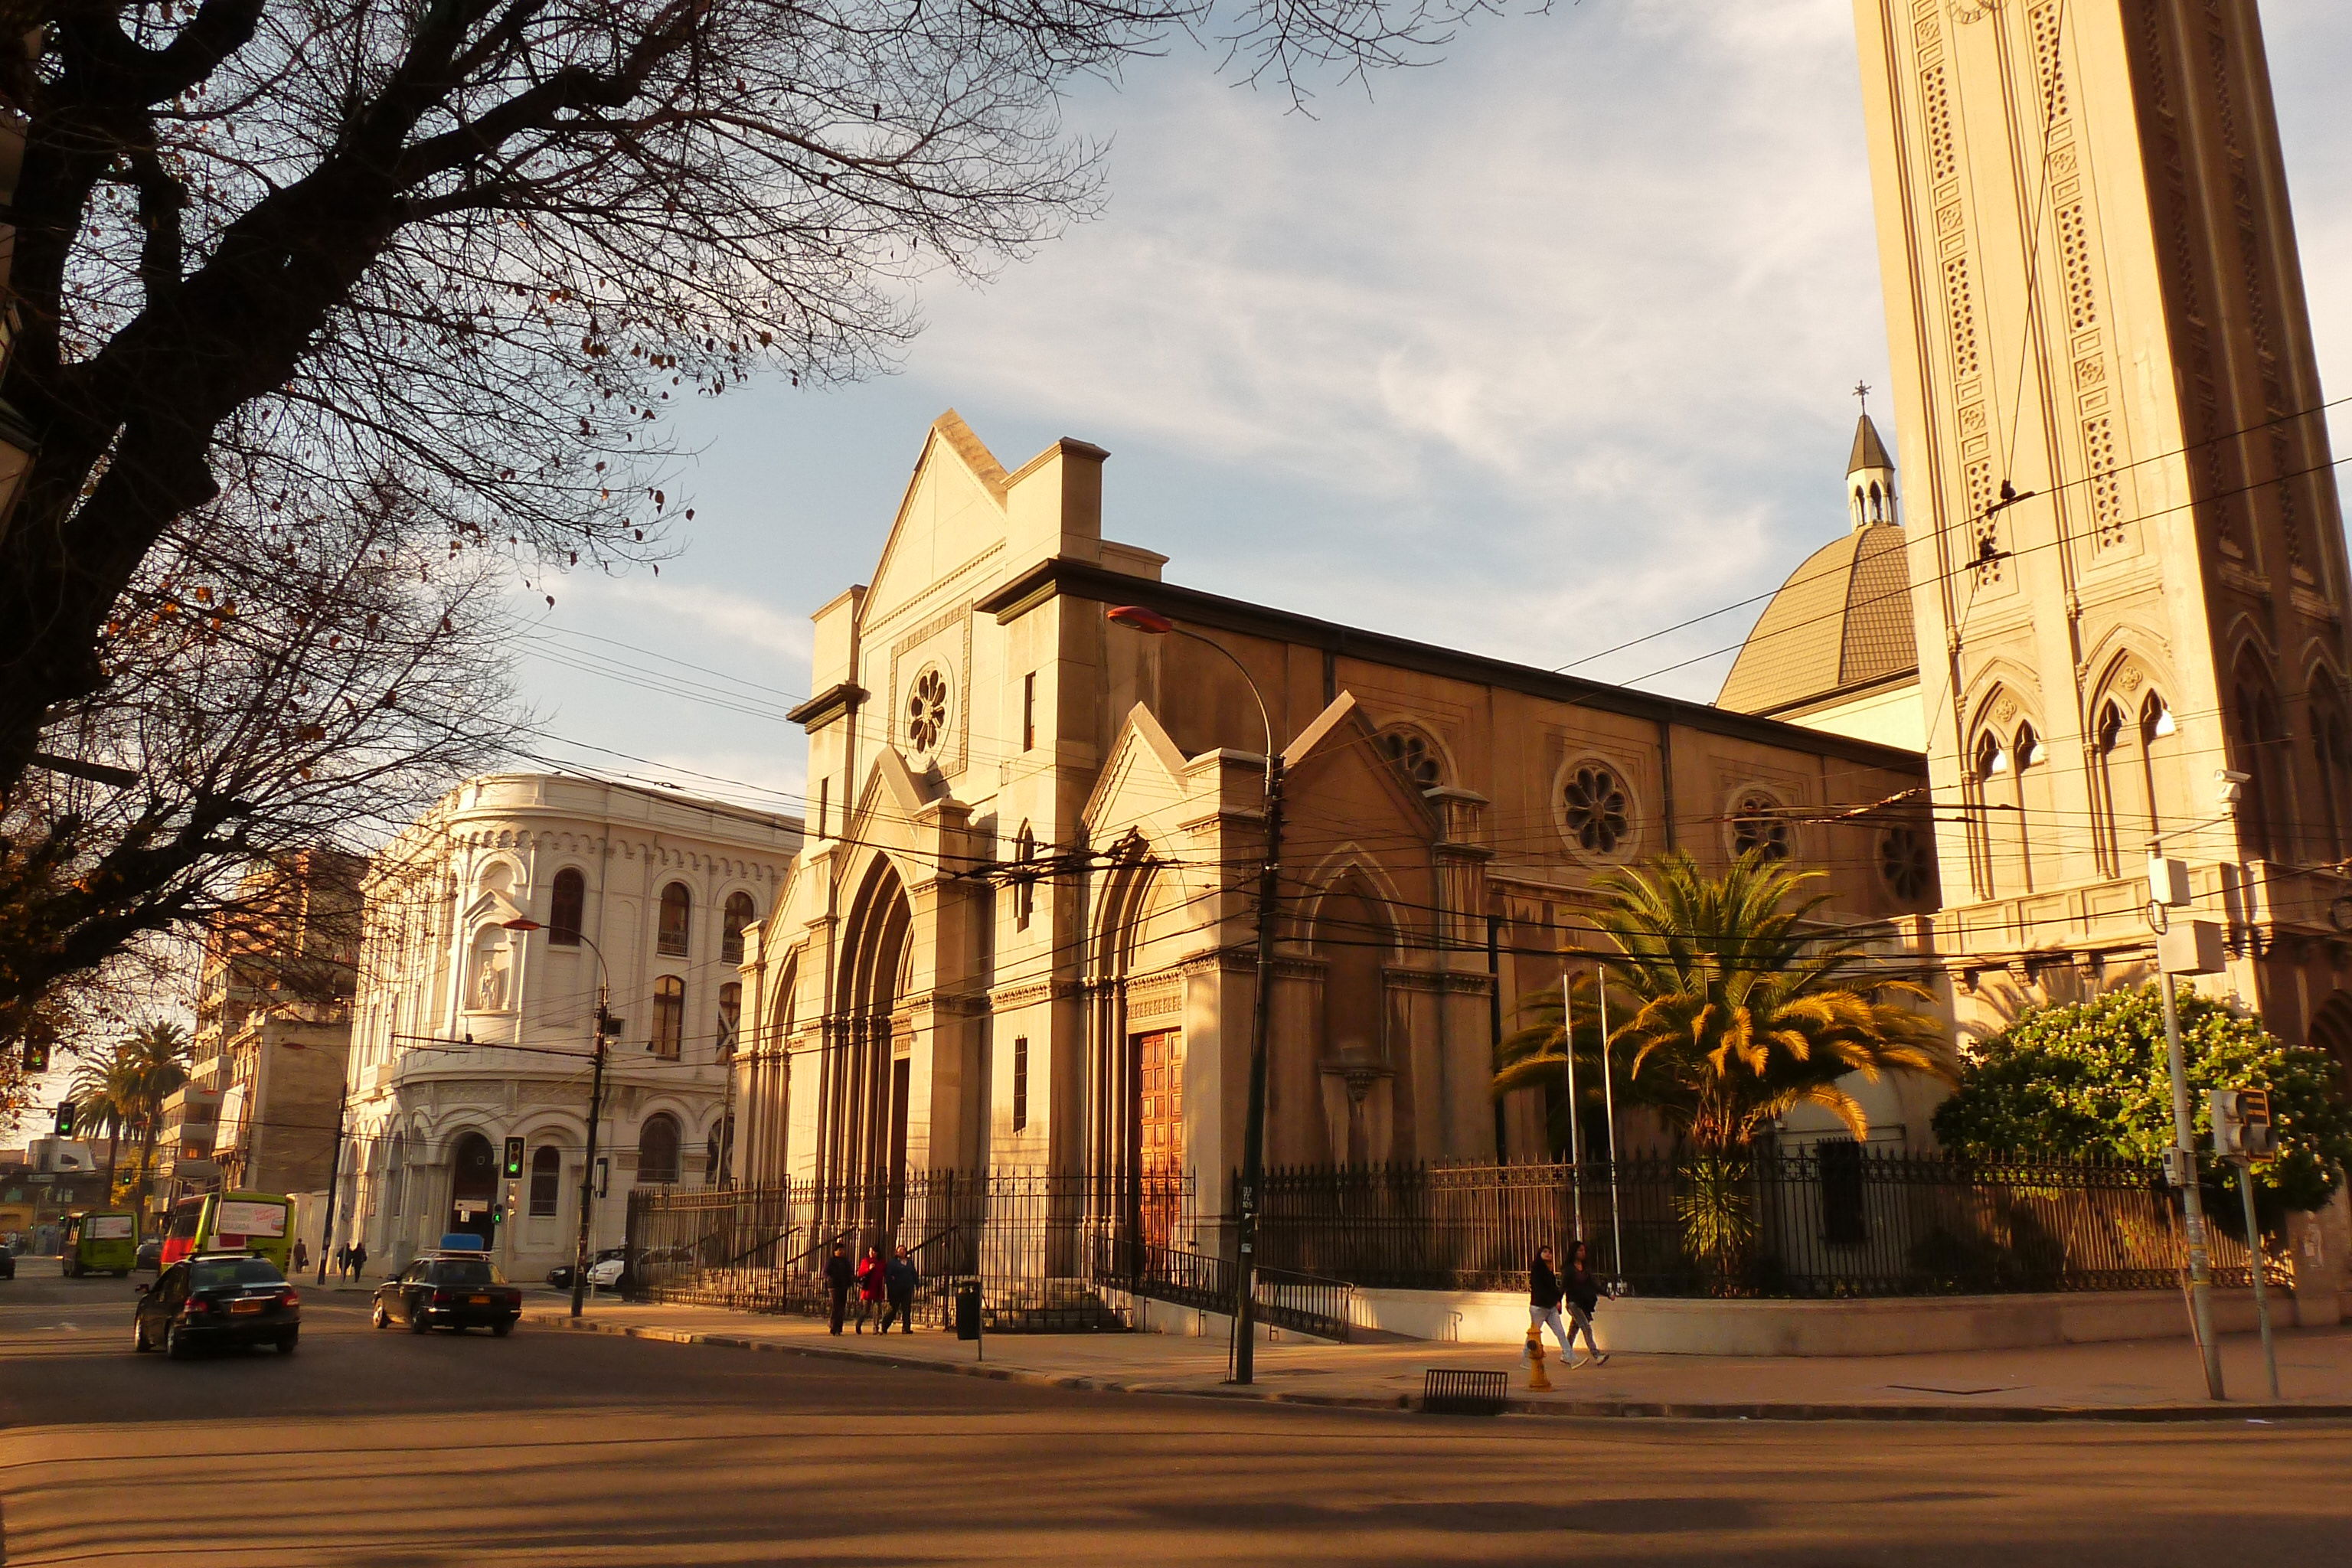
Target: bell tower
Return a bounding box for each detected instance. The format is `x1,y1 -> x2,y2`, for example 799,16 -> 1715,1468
1852,1 -> 2352,1040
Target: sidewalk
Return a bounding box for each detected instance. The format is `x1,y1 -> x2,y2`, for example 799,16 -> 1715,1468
521,1295 -> 2352,1422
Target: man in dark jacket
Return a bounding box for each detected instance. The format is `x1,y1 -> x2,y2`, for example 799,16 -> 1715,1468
823,1243 -> 855,1335
880,1243 -> 920,1334
1528,1246 -> 1573,1361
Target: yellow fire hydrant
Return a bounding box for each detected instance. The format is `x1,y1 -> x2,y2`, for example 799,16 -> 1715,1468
1524,1324 -> 1553,1391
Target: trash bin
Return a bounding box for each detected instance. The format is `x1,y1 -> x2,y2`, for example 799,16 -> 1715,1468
954,1280 -> 983,1341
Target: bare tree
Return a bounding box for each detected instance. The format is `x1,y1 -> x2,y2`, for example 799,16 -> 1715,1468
0,475 -> 511,1037
0,0 -> 1494,786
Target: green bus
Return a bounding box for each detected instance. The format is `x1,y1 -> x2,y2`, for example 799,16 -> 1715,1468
61,1210 -> 139,1277
161,1191 -> 295,1272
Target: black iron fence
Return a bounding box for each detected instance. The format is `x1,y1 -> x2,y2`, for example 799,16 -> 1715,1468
1254,1151 -> 2285,1299
626,1171 -> 1194,1331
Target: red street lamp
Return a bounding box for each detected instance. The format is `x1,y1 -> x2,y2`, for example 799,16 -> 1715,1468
1106,604 -> 1282,1387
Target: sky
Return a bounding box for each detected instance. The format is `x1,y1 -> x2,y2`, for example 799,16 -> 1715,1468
495,0 -> 2352,824
11,0 -> 2352,1132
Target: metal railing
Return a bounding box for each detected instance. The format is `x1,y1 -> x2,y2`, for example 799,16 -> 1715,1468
626,1170 -> 1195,1332
1093,1233 -> 1353,1341
1253,1151 -> 2286,1299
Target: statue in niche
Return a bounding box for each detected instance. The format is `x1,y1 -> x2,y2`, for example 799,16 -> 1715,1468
472,933 -> 511,1011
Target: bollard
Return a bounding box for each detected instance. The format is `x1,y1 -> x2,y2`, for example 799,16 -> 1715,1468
1524,1325 -> 1553,1392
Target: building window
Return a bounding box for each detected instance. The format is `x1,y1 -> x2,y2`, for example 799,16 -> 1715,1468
1560,763 -> 1632,855
716,982 -> 742,1060
2317,701 -> 2352,863
1023,671 -> 1037,753
1013,823 -> 1037,931
1378,727 -> 1443,792
1878,825 -> 1933,902
1012,1035 -> 1030,1133
721,891 -> 756,965
907,665 -> 949,755
816,778 -> 829,841
387,1135 -> 407,1217
638,1113 -> 681,1185
528,1145 -> 560,1217
549,868 -> 585,946
658,882 -> 691,957
1730,792 -> 1791,861
651,975 -> 684,1060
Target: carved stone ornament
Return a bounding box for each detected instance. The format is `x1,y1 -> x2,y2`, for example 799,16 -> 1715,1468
1952,0 -> 2001,21
1995,696 -> 2020,724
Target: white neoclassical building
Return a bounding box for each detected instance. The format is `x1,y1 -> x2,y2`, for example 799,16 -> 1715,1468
341,773 -> 800,1278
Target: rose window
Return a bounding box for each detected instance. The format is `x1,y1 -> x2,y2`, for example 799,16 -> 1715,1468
1561,763 -> 1631,854
1731,794 -> 1791,861
906,668 -> 949,754
1380,728 -> 1442,791
1880,826 -> 1933,902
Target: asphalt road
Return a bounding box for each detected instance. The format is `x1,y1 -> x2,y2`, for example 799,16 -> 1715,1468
4,1258 -> 2348,1567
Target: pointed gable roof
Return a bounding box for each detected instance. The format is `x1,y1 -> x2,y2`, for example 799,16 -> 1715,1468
1848,413 -> 1894,475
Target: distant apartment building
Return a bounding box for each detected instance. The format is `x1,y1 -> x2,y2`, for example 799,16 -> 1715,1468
342,774 -> 798,1277
157,850 -> 364,1213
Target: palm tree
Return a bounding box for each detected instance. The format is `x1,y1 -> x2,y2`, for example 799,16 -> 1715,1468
117,1021 -> 191,1207
66,1046 -> 142,1200
1494,850 -> 1955,1157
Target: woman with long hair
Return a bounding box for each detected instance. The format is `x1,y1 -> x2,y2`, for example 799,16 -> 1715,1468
1561,1240 -> 1608,1367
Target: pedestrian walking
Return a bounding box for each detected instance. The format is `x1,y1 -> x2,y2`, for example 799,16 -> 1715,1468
1562,1240 -> 1607,1367
335,1243 -> 350,1280
880,1243 -> 920,1334
853,1244 -> 885,1333
293,1239 -> 309,1274
1527,1246 -> 1574,1360
822,1243 -> 855,1335
349,1241 -> 368,1281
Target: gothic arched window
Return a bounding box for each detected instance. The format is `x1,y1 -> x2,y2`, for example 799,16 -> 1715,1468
651,975 -> 684,1060
2232,655 -> 2289,861
2313,694 -> 2352,864
1378,727 -> 1444,792
637,1113 -> 681,1185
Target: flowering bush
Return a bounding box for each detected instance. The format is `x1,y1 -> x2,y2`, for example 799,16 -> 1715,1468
1932,985 -> 2352,1217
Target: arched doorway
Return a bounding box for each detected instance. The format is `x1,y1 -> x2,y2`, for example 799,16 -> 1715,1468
447,1132 -> 498,1246
826,859 -> 913,1220
2308,991 -> 2352,1102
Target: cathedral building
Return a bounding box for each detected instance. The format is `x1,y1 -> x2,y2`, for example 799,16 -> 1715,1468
736,1 -> 2352,1275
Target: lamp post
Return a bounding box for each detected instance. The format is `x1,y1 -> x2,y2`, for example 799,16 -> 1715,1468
503,916 -> 613,1319
1107,604 -> 1282,1386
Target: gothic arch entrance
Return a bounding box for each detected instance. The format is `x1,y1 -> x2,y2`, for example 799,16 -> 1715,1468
825,858 -> 913,1221
2308,991 -> 2352,1101
447,1132 -> 497,1246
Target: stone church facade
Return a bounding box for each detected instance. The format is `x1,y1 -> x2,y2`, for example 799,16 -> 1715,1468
737,1 -> 2352,1274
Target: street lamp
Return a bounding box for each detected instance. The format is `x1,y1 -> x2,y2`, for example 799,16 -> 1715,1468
1106,605 -> 1282,1386
503,916 -> 615,1319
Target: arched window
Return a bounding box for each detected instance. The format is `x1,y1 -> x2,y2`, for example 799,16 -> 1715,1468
528,1145 -> 561,1217
549,868 -> 585,947
651,975 -> 684,1059
1377,727 -> 1444,792
2232,655 -> 2289,861
2314,697 -> 2352,864
658,882 -> 691,956
637,1113 -> 681,1185
721,891 -> 756,965
386,1134 -> 407,1218
1971,712 -> 2036,899
716,982 -> 742,1060
1013,823 -> 1037,931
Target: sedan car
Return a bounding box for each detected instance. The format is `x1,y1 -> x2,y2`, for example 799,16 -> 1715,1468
371,1252 -> 523,1334
134,1238 -> 162,1272
0,1248 -> 15,1281
134,1253 -> 301,1357
545,1247 -> 630,1292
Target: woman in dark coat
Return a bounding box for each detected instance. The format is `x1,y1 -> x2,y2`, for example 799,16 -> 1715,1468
1528,1246 -> 1573,1360
1562,1240 -> 1608,1367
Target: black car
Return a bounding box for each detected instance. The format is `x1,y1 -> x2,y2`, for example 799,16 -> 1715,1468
134,1253 -> 301,1357
0,1249 -> 14,1280
544,1247 -> 630,1292
371,1252 -> 523,1334
134,1238 -> 162,1272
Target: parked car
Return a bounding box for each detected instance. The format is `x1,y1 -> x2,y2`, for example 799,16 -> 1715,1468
371,1252 -> 524,1335
134,1239 -> 162,1272
545,1247 -> 630,1292
133,1253 -> 302,1357
0,1248 -> 15,1280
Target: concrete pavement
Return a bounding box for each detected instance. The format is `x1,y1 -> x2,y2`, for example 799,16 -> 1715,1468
524,1295 -> 2352,1421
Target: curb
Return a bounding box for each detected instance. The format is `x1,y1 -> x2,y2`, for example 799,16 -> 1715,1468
518,1313 -> 2352,1424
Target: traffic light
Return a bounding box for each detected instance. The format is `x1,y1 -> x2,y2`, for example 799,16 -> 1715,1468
22,1038 -> 49,1074
492,1202 -> 506,1227
54,1099 -> 77,1138
2211,1088 -> 2277,1159
502,1135 -> 525,1179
